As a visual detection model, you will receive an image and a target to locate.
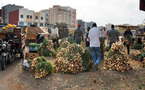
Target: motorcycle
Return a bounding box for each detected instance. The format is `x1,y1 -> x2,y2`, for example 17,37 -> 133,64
0,38 -> 15,70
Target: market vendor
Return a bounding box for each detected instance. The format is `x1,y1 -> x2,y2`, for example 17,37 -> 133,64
124,28 -> 132,55
51,24 -> 59,48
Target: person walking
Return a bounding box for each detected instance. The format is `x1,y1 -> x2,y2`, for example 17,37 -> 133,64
86,27 -> 90,47
88,23 -> 101,70
51,24 -> 59,48
101,27 -> 107,46
74,24 -> 83,44
124,28 -> 132,55
108,25 -> 119,49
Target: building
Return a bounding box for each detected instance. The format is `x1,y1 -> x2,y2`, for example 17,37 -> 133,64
105,23 -> 113,31
86,21 -> 95,29
48,5 -> 76,28
9,8 -> 35,26
1,4 -> 23,24
33,11 -> 45,26
40,9 -> 49,26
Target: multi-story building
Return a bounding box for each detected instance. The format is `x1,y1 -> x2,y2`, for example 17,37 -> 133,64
33,11 -> 45,26
40,9 -> 49,27
1,4 -> 23,24
86,21 -> 95,29
9,8 -> 35,26
48,5 -> 76,28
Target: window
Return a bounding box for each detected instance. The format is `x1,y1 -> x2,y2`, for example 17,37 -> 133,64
28,22 -> 31,26
36,16 -> 38,19
46,19 -> 48,21
59,14 -> 61,17
59,19 -> 61,22
40,23 -> 43,26
34,23 -> 37,25
46,14 -> 48,16
27,15 -> 29,19
21,15 -> 23,18
30,15 -> 32,19
41,17 -> 43,20
19,22 -> 24,26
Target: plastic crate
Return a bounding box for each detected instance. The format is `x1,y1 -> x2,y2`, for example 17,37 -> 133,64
29,43 -> 40,52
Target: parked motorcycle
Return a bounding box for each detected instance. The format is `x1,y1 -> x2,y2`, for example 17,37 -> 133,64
0,38 -> 15,70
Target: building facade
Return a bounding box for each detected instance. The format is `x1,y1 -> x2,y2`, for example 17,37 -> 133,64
40,9 -> 49,27
9,8 -> 35,26
34,11 -> 45,26
48,5 -> 76,28
1,4 -> 23,24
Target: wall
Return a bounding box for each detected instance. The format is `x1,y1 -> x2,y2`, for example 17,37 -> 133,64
2,4 -> 23,24
9,10 -> 19,25
19,8 -> 34,26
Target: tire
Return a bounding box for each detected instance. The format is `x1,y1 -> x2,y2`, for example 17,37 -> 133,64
1,56 -> 6,70
20,51 -> 24,58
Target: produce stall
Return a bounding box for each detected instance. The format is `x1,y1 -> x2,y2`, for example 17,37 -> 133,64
25,26 -> 49,45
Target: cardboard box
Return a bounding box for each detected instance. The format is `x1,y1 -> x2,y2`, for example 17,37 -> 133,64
26,52 -> 39,59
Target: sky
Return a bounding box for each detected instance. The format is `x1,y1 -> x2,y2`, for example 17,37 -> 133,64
0,0 -> 145,26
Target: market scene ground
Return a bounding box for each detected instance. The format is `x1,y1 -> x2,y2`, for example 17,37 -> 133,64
0,39 -> 144,90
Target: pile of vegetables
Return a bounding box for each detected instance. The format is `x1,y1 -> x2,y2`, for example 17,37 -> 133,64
28,56 -> 54,79
39,39 -> 56,57
103,42 -> 132,72
100,37 -> 105,59
60,40 -> 70,48
54,44 -> 92,74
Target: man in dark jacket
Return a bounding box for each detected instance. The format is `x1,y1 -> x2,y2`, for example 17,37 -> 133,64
74,24 -> 83,44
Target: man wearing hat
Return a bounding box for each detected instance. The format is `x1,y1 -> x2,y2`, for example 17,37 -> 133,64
51,24 -> 59,48
74,24 -> 83,44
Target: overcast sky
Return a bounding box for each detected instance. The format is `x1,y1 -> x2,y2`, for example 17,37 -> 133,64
1,0 -> 145,26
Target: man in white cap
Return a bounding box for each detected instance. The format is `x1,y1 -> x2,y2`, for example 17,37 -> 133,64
51,24 -> 59,48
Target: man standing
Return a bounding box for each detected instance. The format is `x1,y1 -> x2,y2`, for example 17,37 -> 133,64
124,28 -> 132,54
74,24 -> 83,44
51,24 -> 59,48
108,25 -> 119,49
88,23 -> 101,70
101,27 -> 107,46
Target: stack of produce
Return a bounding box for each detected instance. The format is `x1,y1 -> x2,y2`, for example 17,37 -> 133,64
103,42 -> 132,72
54,43 -> 92,74
124,35 -> 132,45
60,40 -> 70,48
100,37 -> 105,59
38,39 -> 56,57
142,58 -> 145,68
28,56 -> 54,79
133,50 -> 141,57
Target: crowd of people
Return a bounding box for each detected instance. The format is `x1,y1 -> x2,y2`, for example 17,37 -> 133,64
44,23 -> 142,71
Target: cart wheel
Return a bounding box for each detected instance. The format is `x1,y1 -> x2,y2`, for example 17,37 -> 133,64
20,50 -> 24,58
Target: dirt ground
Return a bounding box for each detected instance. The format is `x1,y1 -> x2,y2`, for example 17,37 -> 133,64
0,46 -> 145,90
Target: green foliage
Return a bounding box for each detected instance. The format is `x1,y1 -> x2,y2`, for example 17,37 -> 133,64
68,37 -> 74,44
105,46 -> 109,52
107,50 -> 124,59
134,43 -> 143,50
36,62 -> 54,74
81,47 -> 92,72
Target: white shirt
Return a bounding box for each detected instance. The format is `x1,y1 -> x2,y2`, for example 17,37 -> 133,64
51,27 -> 59,37
88,27 -> 101,47
101,29 -> 106,37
